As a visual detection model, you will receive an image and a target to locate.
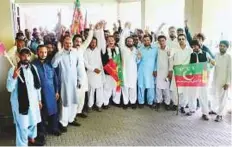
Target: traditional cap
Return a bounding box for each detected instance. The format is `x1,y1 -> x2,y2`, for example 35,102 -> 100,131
220,40 -> 229,48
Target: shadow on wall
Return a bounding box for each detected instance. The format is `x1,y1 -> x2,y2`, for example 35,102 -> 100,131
0,56 -> 12,117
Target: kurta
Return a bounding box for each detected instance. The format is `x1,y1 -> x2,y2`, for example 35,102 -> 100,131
137,45 -> 158,88
170,45 -> 192,93
6,66 -> 41,128
33,60 -> 58,116
51,49 -> 83,107
156,46 -> 170,89
212,53 -> 231,96
119,28 -> 138,88
84,47 -> 105,88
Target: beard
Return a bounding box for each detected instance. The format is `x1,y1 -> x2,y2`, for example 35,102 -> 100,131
126,44 -> 133,48
38,56 -> 47,61
20,60 -> 29,65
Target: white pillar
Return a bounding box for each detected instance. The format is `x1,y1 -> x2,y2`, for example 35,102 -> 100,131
184,0 -> 203,33
141,0 -> 146,29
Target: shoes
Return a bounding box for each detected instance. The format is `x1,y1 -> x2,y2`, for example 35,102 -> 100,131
102,105 -> 110,109
209,111 -> 217,115
49,129 -> 61,136
69,120 -> 81,127
131,104 -> 137,109
59,123 -> 67,132
215,115 -> 222,122
138,104 -> 144,109
87,107 -> 93,112
171,105 -> 177,111
28,138 -> 45,146
202,114 -> 209,121
180,107 -> 185,114
123,105 -> 128,110
186,112 -> 192,116
165,104 -> 171,111
149,104 -> 156,110
95,107 -> 102,112
76,112 -> 88,118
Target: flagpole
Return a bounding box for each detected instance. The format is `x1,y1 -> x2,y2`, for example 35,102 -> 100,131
4,51 -> 24,83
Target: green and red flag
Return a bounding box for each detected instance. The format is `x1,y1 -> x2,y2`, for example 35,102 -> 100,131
103,54 -> 123,92
173,63 -> 208,87
70,0 -> 84,35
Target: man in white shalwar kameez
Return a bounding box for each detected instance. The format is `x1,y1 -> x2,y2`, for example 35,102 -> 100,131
52,36 -> 84,131
84,23 -> 106,111
156,35 -> 172,110
170,34 -> 192,112
211,40 -> 231,122
119,23 -> 138,109
72,25 -> 94,117
6,48 -> 42,146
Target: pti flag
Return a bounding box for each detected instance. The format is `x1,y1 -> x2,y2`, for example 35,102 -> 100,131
103,55 -> 123,92
70,0 -> 84,35
173,63 -> 208,87
0,42 -> 6,56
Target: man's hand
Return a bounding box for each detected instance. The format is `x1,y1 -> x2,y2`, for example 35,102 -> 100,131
89,24 -> 94,30
55,93 -> 60,100
137,51 -> 142,59
223,84 -> 229,90
153,71 -> 157,77
167,71 -> 173,80
13,66 -> 21,79
94,68 -> 101,74
39,101 -> 43,109
184,20 -> 188,28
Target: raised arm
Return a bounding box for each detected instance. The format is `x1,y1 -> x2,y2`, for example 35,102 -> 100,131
184,20 -> 193,45
80,24 -> 94,50
119,25 -> 131,50
94,21 -> 106,54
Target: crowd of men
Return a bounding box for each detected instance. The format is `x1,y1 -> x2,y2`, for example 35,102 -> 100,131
5,20 -> 231,146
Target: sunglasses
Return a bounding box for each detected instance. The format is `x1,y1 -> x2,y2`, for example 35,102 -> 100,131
178,38 -> 185,41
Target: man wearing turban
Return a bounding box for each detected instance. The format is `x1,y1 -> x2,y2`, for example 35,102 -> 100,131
211,40 -> 231,122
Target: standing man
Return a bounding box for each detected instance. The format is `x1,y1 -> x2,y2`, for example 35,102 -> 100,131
101,35 -> 123,108
72,24 -> 94,117
119,23 -> 137,109
6,48 -> 42,146
52,36 -> 84,131
33,45 -> 61,137
211,40 -> 231,122
84,23 -> 106,111
167,26 -> 180,53
189,40 -> 215,120
156,35 -> 172,110
137,35 -> 158,108
170,34 -> 192,112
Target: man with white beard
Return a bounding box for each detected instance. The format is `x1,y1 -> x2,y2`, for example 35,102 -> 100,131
52,36 -> 84,131
211,40 -> 231,122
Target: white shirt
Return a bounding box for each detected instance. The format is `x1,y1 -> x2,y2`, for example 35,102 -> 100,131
157,46 -> 171,89
212,53 -> 231,96
170,45 -> 192,92
84,47 -> 104,88
119,28 -> 138,88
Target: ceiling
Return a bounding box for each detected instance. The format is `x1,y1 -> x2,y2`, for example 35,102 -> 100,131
15,0 -> 140,3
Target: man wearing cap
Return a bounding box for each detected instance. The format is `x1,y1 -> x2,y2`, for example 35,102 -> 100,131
211,40 -> 231,122
6,48 -> 42,146
7,33 -> 37,66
